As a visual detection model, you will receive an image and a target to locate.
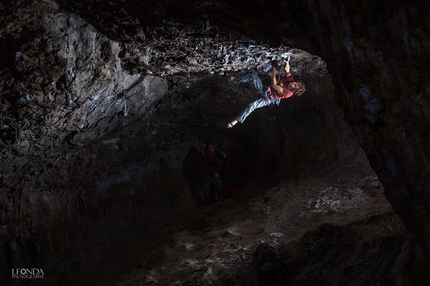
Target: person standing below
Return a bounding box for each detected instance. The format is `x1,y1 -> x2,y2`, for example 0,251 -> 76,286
202,143 -> 226,208
226,57 -> 306,128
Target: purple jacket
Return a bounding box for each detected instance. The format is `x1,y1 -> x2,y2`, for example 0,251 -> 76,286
203,150 -> 224,176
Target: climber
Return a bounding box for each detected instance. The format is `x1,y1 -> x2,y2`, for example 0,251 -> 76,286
202,143 -> 226,208
226,57 -> 306,128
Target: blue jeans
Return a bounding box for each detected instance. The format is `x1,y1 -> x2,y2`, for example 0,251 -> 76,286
234,73 -> 272,123
202,173 -> 223,204
237,96 -> 272,123
234,73 -> 264,93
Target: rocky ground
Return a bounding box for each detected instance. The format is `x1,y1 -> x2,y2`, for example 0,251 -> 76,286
114,155 -> 405,286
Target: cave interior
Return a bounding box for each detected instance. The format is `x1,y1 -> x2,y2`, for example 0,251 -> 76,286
1,0 -> 430,285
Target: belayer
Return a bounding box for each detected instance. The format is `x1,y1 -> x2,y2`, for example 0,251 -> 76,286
202,143 -> 226,208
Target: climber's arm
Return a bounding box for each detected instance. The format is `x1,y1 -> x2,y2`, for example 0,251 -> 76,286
284,57 -> 292,77
271,66 -> 284,96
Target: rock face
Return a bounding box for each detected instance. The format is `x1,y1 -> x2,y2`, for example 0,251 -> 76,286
0,0 -> 429,285
242,213 -> 405,286
301,1 -> 430,284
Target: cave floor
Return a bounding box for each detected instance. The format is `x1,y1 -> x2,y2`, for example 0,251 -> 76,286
113,154 -> 403,285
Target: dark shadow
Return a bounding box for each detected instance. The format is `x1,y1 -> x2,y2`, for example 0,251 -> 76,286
182,145 -> 203,203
